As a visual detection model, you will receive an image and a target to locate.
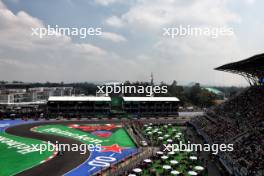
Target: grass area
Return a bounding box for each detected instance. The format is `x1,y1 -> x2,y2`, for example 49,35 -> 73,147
34,124 -> 136,147
0,132 -> 54,176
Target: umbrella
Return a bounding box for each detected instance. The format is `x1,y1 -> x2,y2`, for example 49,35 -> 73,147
133,168 -> 142,173
171,170 -> 180,175
188,171 -> 198,175
168,151 -> 175,155
189,156 -> 197,160
170,160 -> 178,165
142,142 -> 148,146
162,165 -> 172,170
194,166 -> 204,171
144,159 -> 152,163
157,151 -> 164,155
167,139 -> 173,143
161,155 -> 169,160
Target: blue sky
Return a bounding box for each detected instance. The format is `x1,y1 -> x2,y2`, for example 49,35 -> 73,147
0,0 -> 264,86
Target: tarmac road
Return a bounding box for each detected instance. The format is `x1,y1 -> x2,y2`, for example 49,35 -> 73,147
5,121 -> 93,176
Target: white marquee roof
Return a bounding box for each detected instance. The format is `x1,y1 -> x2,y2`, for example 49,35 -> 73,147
48,96 -> 111,102
122,97 -> 179,102
0,101 -> 47,105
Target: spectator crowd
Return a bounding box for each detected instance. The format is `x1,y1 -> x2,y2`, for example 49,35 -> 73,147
190,86 -> 264,176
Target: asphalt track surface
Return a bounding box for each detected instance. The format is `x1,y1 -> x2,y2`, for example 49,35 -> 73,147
5,121 -> 109,176
4,119 -> 156,176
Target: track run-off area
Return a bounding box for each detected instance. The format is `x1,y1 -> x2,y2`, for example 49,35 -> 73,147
0,120 -> 137,176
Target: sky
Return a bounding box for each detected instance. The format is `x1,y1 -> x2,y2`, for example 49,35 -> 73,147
0,0 -> 264,86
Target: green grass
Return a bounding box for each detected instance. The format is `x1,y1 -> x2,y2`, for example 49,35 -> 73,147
34,124 -> 136,147
0,133 -> 54,176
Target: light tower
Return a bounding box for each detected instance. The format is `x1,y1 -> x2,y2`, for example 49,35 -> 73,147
150,72 -> 154,97
150,72 -> 154,86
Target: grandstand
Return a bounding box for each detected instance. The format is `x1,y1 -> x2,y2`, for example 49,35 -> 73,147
47,96 -> 111,116
47,96 -> 180,118
215,53 -> 264,85
190,53 -> 264,176
123,97 -> 179,116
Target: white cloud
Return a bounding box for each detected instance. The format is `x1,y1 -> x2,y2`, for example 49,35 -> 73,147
0,0 -> 151,83
105,16 -> 124,28
101,0 -> 250,85
0,0 -> 110,82
0,0 -> 5,8
244,0 -> 255,4
0,0 -> 262,86
109,0 -> 240,30
0,1 -> 106,55
101,32 -> 127,42
94,0 -> 123,6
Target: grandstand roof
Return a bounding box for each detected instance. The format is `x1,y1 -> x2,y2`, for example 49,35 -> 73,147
122,97 -> 180,102
215,53 -> 264,85
0,101 -> 47,105
215,53 -> 264,76
48,96 -> 111,101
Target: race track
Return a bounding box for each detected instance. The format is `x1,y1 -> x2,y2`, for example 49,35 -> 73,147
5,121 -> 93,176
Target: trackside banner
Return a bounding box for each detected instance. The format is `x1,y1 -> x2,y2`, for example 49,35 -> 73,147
0,135 -> 39,154
34,124 -> 138,176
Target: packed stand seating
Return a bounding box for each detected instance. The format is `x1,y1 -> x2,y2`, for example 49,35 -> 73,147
230,129 -> 264,176
190,86 -> 264,176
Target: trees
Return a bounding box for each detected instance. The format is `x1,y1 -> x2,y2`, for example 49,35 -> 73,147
186,83 -> 216,107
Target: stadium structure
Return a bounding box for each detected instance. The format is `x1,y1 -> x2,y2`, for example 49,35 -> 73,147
0,53 -> 263,176
47,96 -> 179,118
215,53 -> 264,85
190,53 -> 264,176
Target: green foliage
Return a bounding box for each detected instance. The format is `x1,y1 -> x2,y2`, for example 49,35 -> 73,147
184,83 -> 217,107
